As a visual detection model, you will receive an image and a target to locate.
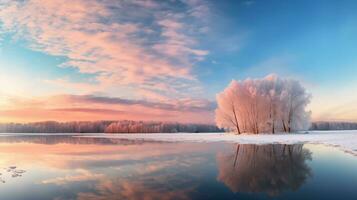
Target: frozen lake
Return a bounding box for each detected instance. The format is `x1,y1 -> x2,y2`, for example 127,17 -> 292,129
0,134 -> 356,200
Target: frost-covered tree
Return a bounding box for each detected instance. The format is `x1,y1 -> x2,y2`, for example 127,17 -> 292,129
279,79 -> 311,132
0,120 -> 222,133
215,81 -> 242,134
310,121 -> 357,130
215,75 -> 311,134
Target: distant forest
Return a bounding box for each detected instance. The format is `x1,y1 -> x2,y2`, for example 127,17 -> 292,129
310,121 -> 357,131
0,121 -> 223,133
0,121 -> 356,133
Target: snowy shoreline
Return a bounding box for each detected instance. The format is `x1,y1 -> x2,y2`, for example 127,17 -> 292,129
75,131 -> 357,155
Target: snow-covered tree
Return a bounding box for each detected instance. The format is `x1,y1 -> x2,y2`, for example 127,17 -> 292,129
279,79 -> 311,132
215,81 -> 242,134
215,75 -> 311,134
311,121 -> 357,130
0,120 -> 222,133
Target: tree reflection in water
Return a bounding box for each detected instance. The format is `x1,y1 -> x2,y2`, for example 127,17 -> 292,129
217,144 -> 312,196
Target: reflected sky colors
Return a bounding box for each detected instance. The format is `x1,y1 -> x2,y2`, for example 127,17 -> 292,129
1,0 -> 357,122
0,135 -> 357,200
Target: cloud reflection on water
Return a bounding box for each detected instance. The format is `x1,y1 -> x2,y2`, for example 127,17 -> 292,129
0,135 -> 315,199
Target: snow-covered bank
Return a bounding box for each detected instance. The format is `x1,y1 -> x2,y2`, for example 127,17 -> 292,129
76,131 -> 357,155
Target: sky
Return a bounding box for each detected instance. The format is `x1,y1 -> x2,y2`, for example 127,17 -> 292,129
0,0 -> 357,123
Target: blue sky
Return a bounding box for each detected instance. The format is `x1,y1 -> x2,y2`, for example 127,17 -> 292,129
0,0 -> 357,122
197,0 -> 357,94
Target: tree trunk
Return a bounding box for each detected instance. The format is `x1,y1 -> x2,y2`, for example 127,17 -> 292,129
232,103 -> 241,134
282,119 -> 287,132
288,95 -> 293,133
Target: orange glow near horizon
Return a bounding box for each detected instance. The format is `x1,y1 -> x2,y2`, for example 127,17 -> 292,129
0,95 -> 215,124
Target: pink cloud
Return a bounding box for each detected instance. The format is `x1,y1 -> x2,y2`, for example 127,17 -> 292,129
0,0 -> 210,100
154,17 -> 209,59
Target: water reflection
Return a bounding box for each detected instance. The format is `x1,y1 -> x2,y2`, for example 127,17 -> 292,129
1,135 -> 356,200
217,144 -> 312,196
76,169 -> 197,200
0,135 -> 162,145
0,135 -> 211,200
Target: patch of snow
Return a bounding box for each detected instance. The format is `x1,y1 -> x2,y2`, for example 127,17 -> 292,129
0,166 -> 26,182
76,130 -> 357,155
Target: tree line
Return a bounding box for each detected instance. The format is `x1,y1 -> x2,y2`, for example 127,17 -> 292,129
0,120 -> 222,133
310,121 -> 357,130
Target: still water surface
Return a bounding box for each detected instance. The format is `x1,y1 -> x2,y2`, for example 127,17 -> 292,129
0,135 -> 356,200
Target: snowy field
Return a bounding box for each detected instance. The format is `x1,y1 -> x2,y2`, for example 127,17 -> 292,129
76,130 -> 357,155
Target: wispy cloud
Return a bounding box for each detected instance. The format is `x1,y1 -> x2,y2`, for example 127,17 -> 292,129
0,0 -> 210,99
